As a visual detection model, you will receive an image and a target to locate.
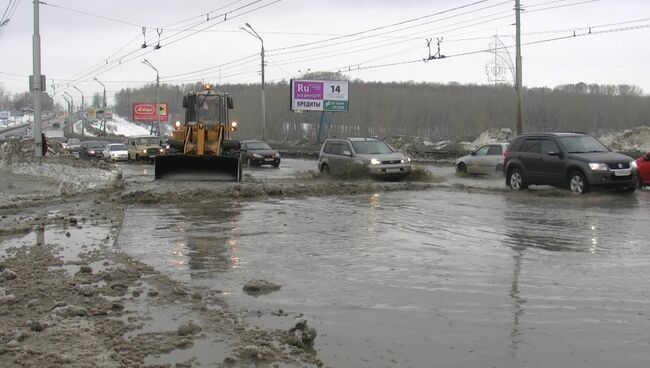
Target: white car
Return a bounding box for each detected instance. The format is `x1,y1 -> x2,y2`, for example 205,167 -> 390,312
456,143 -> 509,175
103,143 -> 129,162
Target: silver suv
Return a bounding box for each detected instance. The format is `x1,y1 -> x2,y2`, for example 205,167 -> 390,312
318,138 -> 412,178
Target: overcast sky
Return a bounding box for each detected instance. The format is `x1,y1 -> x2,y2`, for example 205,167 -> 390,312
1,0 -> 650,105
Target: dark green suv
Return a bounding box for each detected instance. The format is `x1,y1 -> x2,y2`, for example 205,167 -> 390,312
503,133 -> 637,194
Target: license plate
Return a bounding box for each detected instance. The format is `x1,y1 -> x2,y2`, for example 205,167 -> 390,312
264,158 -> 274,161
614,169 -> 631,176
386,168 -> 401,173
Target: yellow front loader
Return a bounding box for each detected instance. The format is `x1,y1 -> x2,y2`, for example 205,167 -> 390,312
155,86 -> 241,181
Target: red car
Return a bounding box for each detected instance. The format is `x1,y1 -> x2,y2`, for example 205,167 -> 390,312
637,152 -> 650,187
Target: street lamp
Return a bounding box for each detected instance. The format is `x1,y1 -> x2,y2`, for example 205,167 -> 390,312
73,86 -> 85,135
63,92 -> 73,114
62,95 -> 71,131
93,77 -> 107,136
241,23 -> 266,141
142,59 -> 162,142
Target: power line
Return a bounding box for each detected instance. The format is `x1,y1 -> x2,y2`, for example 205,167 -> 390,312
0,0 -> 21,39
57,0 -> 281,95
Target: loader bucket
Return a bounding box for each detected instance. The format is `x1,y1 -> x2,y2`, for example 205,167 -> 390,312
155,154 -> 241,181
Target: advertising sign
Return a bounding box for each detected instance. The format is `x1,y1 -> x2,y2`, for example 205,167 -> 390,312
290,79 -> 349,112
132,102 -> 169,121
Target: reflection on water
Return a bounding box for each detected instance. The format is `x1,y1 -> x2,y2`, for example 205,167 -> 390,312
118,189 -> 650,368
117,202 -> 241,282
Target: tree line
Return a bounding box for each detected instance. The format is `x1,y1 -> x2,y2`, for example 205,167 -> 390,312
111,75 -> 650,141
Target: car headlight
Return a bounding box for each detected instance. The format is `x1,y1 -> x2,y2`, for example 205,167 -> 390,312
588,163 -> 609,171
630,161 -> 638,170
370,158 -> 381,165
142,149 -> 147,154
89,150 -> 95,154
252,153 -> 262,158
401,157 -> 411,163
274,152 -> 280,158
159,148 -> 164,153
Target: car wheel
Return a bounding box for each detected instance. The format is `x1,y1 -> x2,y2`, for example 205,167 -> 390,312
507,168 -> 527,191
568,171 -> 590,194
457,162 -> 468,174
320,164 -> 329,175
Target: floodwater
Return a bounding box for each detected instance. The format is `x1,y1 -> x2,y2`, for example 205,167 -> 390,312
116,185 -> 650,368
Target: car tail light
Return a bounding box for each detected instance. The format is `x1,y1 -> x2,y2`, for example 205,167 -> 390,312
503,150 -> 511,162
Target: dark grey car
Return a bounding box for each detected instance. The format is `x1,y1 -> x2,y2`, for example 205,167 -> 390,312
503,132 -> 637,194
240,140 -> 280,167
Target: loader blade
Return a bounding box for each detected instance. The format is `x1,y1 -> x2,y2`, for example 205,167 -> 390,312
155,154 -> 241,181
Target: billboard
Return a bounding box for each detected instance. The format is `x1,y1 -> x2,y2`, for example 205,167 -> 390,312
132,102 -> 169,121
290,79 -> 349,112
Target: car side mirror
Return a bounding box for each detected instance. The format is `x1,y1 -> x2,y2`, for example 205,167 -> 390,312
470,151 -> 476,156
342,150 -> 352,156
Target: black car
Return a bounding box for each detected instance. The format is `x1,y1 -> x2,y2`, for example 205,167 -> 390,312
240,140 -> 281,167
504,132 -> 637,194
79,141 -> 107,159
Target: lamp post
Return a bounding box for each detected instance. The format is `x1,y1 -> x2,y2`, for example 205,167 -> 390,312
73,86 -> 85,135
93,77 -> 106,136
242,23 -> 266,141
142,59 -> 161,142
62,95 -> 71,133
63,92 -> 74,132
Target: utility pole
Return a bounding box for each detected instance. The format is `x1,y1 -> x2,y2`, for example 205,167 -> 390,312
32,0 -> 42,157
515,0 -> 523,135
242,23 -> 266,141
94,78 -> 106,136
142,59 -> 162,142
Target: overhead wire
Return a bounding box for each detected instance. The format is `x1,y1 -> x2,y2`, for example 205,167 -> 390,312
0,0 -> 21,39
56,0 -> 278,94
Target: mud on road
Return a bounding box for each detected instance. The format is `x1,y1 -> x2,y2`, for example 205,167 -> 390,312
0,144 -> 443,368
2,142 -> 650,368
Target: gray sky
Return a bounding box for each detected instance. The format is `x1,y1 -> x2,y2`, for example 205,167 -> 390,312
1,0 -> 650,105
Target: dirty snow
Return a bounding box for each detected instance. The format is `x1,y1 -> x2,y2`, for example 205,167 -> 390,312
107,115 -> 152,137
8,161 -> 122,194
599,126 -> 650,153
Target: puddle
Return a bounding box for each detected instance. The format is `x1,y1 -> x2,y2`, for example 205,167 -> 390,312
0,223 -> 113,263
144,337 -> 229,367
117,189 -> 650,368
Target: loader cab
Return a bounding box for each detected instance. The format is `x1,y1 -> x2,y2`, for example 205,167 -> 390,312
183,91 -> 234,128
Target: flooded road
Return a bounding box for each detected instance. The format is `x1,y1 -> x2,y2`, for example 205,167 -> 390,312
116,185 -> 650,368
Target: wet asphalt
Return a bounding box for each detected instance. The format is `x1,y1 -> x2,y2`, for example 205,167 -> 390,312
113,158 -> 650,368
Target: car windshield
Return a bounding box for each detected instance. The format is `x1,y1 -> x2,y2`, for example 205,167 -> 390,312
197,95 -> 225,125
559,136 -> 609,153
135,137 -> 159,145
89,143 -> 105,149
110,144 -> 127,151
352,140 -> 394,154
247,142 -> 272,150
68,139 -> 80,144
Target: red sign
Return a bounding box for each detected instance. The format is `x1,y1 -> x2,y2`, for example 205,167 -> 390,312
132,102 -> 168,121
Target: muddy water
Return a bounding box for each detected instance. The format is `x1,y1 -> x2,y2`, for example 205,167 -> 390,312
117,189 -> 650,368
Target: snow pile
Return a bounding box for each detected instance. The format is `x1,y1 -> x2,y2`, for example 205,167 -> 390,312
599,126 -> 650,153
107,115 -> 152,137
9,161 -> 122,194
2,162 -> 121,196
470,128 -> 513,148
1,140 -> 122,194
